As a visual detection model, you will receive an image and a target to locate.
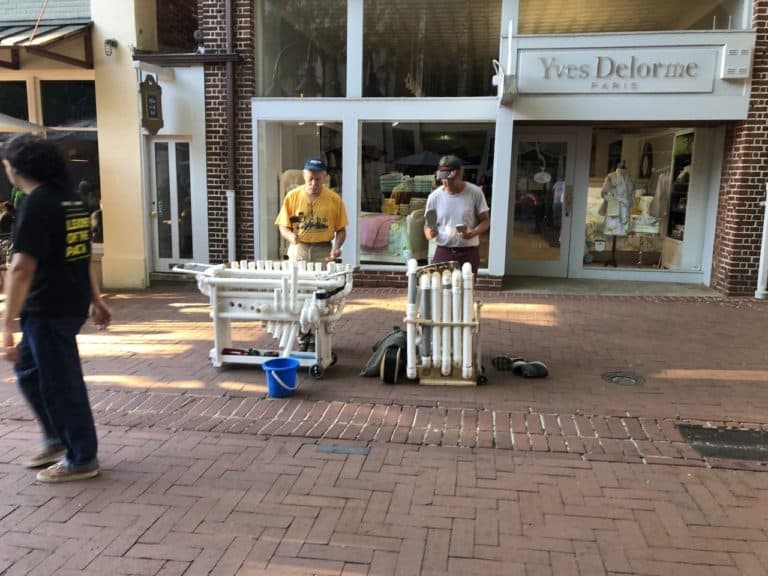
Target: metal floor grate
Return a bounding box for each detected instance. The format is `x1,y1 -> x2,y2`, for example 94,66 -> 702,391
677,425 -> 768,461
602,371 -> 644,386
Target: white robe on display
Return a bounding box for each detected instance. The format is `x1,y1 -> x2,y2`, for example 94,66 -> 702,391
600,168 -> 634,236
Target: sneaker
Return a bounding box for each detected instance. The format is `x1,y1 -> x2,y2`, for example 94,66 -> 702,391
491,356 -> 525,372
519,360 -> 549,378
36,461 -> 100,483
23,444 -> 65,469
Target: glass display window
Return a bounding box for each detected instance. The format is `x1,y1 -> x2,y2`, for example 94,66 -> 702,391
583,127 -> 701,271
518,0 -> 748,34
0,81 -> 29,122
40,81 -> 96,128
256,0 -> 347,98
363,0 -> 501,97
256,120 -> 344,260
359,122 -> 493,266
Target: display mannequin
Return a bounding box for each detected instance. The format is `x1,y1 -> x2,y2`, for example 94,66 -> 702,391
637,195 -> 653,217
550,178 -> 565,247
600,161 -> 634,266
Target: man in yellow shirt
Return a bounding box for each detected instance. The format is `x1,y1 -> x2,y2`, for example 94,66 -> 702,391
275,156 -> 348,263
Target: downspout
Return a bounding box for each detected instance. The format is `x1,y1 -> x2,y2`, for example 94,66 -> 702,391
755,182 -> 768,299
225,0 -> 237,263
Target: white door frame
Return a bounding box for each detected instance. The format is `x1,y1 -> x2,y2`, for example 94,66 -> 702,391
149,138 -> 194,272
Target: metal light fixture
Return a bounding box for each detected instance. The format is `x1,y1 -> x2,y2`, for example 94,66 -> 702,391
104,38 -> 118,57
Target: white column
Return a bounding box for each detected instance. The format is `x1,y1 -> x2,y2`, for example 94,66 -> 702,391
755,183 -> 768,299
346,0 -> 363,98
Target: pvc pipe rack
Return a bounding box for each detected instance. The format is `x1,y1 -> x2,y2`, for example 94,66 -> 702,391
389,259 -> 485,386
174,260 -> 355,378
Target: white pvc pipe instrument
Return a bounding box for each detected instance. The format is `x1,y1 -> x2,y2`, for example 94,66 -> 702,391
451,268 -> 463,369
462,262 -> 474,379
441,269 -> 452,376
419,273 -> 432,369
177,260 -> 355,366
431,271 -> 441,364
406,258 -> 419,379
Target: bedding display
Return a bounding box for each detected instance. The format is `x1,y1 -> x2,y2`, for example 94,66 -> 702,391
359,212 -> 410,263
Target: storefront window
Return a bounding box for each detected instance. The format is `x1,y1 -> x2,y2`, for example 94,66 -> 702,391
584,127 -> 699,271
37,80 -> 103,244
0,81 -> 29,121
519,0 -> 747,34
363,0 -> 501,97
49,131 -> 102,244
40,81 -> 97,127
256,0 -> 346,97
360,122 -> 493,266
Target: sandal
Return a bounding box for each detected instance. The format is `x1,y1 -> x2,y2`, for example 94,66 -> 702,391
492,356 -> 525,371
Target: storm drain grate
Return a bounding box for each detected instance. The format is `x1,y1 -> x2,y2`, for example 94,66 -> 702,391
677,425 -> 768,461
602,371 -> 645,386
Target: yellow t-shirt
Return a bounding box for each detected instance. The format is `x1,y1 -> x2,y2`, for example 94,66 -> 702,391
275,186 -> 349,244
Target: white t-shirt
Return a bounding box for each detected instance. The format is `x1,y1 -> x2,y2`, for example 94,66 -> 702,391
425,182 -> 489,248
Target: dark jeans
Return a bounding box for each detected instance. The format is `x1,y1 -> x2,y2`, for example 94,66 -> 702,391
15,313 -> 98,467
432,245 -> 480,274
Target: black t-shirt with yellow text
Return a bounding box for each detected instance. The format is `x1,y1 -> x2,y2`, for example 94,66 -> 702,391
12,183 -> 92,317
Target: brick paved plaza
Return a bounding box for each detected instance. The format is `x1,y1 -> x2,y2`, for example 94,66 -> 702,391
1,284 -> 767,575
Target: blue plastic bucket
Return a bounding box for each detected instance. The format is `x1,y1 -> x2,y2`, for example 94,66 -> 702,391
263,357 -> 300,398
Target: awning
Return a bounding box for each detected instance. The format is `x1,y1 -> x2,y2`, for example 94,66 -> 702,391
0,20 -> 92,69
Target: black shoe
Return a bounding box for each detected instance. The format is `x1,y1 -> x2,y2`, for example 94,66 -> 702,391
492,356 -> 525,371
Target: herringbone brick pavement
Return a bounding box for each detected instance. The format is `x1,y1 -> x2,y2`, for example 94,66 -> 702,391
1,284 -> 767,574
4,284 -> 766,422
1,420 -> 767,575
2,391 -> 766,471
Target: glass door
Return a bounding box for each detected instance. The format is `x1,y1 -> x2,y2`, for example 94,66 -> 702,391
509,132 -> 576,277
151,140 -> 193,271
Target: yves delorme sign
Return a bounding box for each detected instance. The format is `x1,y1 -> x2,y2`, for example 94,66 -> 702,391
518,48 -> 716,94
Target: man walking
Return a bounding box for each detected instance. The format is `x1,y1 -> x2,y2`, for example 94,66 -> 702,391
2,133 -> 111,483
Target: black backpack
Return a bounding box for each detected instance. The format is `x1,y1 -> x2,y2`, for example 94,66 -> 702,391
359,326 -> 406,377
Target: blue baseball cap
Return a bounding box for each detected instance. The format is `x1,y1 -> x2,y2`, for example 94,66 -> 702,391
303,156 -> 327,171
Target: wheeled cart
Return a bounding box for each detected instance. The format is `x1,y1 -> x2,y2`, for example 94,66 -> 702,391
380,260 -> 486,386
174,260 -> 355,378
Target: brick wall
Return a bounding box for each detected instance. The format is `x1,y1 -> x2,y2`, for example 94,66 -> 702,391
157,0 -> 198,51
711,0 -> 768,295
200,0 -> 255,263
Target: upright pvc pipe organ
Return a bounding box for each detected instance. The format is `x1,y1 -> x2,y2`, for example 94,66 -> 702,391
175,260 -> 355,378
381,259 -> 486,386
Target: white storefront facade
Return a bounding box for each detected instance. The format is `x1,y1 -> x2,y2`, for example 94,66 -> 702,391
245,0 -> 756,288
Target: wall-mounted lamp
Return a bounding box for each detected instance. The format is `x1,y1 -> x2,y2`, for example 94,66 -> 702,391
104,38 -> 118,57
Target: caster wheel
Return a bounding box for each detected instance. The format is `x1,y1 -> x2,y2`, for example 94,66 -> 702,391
310,364 -> 325,379
330,352 -> 338,367
379,345 -> 402,385
476,374 -> 488,386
